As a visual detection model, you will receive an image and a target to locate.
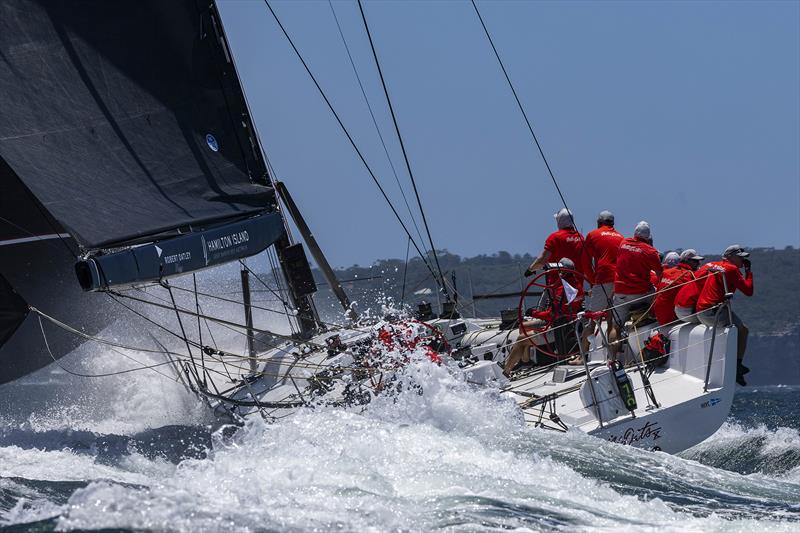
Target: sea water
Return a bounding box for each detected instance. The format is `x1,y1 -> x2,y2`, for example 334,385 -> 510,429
0,290 -> 798,531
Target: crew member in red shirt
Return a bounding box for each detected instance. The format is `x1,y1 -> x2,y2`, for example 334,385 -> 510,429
584,210 -> 623,312
525,208 -> 589,278
653,249 -> 703,327
696,245 -> 754,385
505,257 -> 584,375
608,221 -> 662,356
651,251 -> 680,288
674,261 -> 714,323
580,210 -> 623,354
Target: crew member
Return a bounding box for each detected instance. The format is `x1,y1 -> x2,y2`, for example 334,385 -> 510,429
607,221 -> 662,356
651,251 -> 680,288
652,249 -> 703,327
696,245 -> 754,385
505,258 -> 583,375
674,261 -> 715,323
580,210 -> 623,354
663,251 -> 681,268
525,208 -> 589,278
584,210 -> 623,312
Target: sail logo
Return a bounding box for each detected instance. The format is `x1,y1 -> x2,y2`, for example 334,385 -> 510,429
620,243 -> 643,253
206,231 -> 250,253
206,133 -> 219,152
163,251 -> 191,264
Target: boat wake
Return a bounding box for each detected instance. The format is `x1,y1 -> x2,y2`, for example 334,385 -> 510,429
1,346 -> 799,531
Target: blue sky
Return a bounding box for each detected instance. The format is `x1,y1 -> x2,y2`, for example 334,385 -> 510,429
219,0 -> 800,268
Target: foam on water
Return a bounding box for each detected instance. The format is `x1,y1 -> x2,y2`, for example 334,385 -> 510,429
3,357 -> 794,531
1,275 -> 798,530
683,421 -> 800,480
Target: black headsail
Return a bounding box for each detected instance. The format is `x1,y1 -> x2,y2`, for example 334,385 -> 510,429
0,0 -> 307,383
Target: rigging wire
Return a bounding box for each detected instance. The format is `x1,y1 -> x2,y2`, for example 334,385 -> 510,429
39,322 -> 177,379
327,0 -> 428,254
164,281 -> 203,385
193,273 -> 209,388
400,236 -> 411,307
469,0 -> 622,326
469,0 -> 574,223
261,0 -> 443,290
356,0 -> 449,299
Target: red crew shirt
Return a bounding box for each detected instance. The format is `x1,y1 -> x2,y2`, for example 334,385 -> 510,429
653,263 -> 695,325
544,270 -> 585,316
543,228 -> 588,277
584,225 -> 624,285
696,260 -> 754,312
674,263 -> 713,309
614,237 -> 662,295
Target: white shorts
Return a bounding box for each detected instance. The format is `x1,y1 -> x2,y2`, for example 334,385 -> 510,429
587,283 -> 613,313
698,308 -> 745,329
675,306 -> 699,324
612,291 -> 654,325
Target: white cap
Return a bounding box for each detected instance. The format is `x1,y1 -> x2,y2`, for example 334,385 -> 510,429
723,244 -> 750,258
597,210 -> 614,225
553,208 -> 574,229
554,208 -> 574,230
663,251 -> 680,267
634,221 -> 651,240
558,257 -> 576,270
680,249 -> 704,262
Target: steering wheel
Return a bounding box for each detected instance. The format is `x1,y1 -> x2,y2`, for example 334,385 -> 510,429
517,267 -> 585,359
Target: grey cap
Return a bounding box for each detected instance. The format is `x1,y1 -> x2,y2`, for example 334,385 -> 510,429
680,248 -> 704,262
663,251 -> 680,267
633,220 -> 651,240
558,257 -> 576,270
597,210 -> 614,225
723,244 -> 750,258
554,208 -> 574,230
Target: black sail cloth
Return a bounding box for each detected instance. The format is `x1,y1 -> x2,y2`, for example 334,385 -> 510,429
0,0 -> 282,384
0,0 -> 273,250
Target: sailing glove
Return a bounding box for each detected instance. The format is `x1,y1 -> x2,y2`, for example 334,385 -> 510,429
743,258 -> 751,273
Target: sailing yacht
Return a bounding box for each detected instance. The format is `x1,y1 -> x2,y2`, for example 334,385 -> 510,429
0,0 -> 739,454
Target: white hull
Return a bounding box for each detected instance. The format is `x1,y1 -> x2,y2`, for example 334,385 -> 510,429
208,316 -> 738,455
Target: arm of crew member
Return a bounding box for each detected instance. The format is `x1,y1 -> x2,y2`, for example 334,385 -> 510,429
731,269 -> 754,296
528,249 -> 551,272
583,251 -> 595,285
650,253 -> 663,282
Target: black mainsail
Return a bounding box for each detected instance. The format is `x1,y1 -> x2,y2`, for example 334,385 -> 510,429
0,0 -> 296,383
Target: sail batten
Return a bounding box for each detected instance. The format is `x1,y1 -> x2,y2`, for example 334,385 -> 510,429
0,0 -> 272,249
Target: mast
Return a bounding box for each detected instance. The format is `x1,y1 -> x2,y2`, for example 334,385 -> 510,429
213,1 -> 353,335
275,181 -> 356,320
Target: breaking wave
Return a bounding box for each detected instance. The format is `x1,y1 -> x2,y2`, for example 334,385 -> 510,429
683,422 -> 800,479
1,281 -> 798,531
1,353 -> 799,531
